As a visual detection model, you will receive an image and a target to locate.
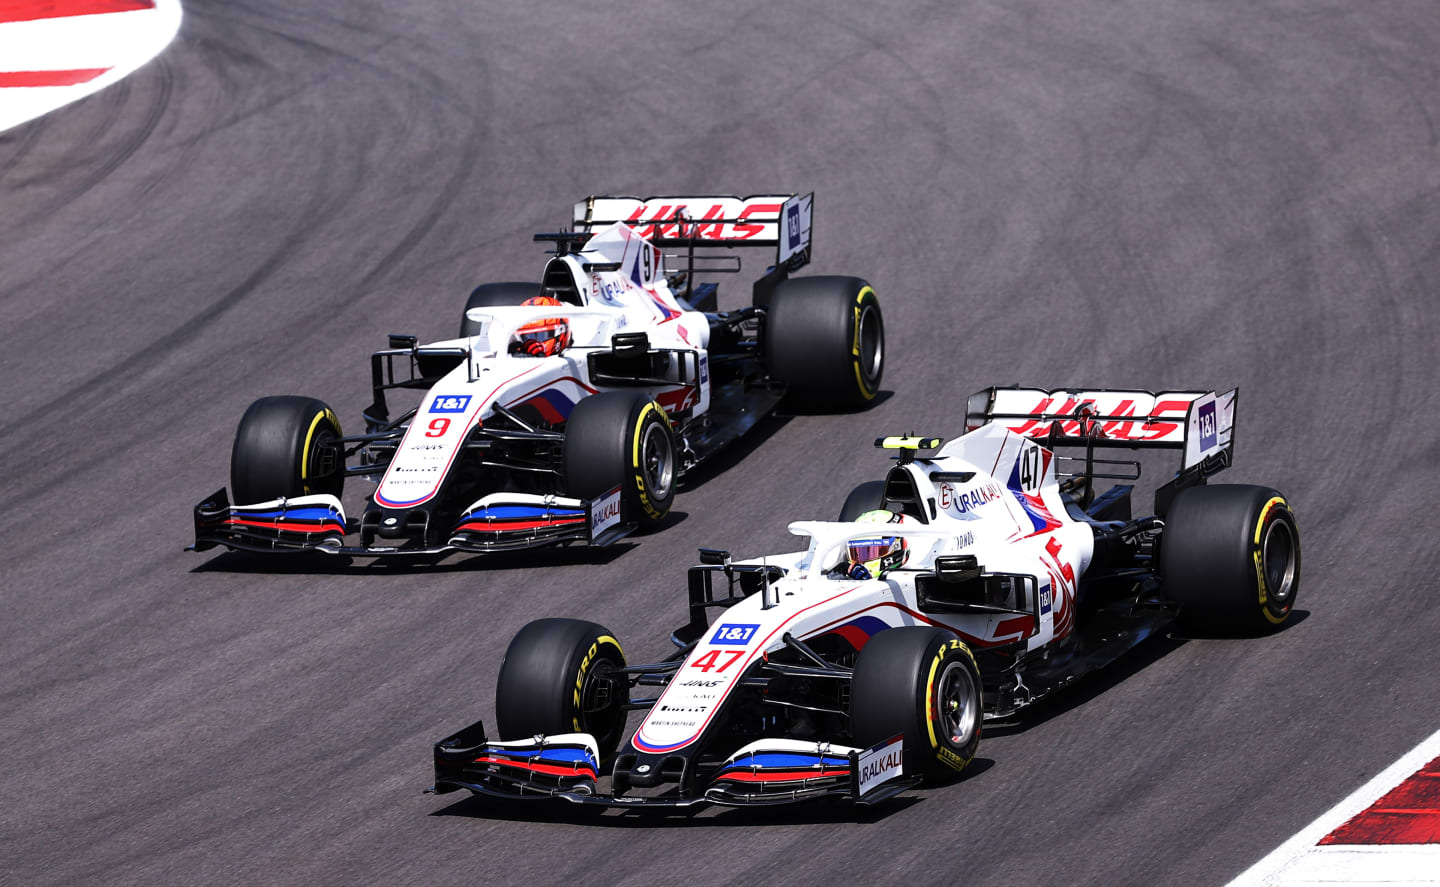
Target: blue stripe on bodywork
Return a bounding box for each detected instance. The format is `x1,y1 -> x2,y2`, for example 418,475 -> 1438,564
233,506 -> 341,521
482,745 -> 597,766
460,504 -> 586,520
723,752 -> 851,770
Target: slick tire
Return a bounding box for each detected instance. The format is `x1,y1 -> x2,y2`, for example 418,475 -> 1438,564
459,282 -> 539,337
850,627 -> 982,779
563,391 -> 676,529
763,276 -> 883,411
230,395 -> 343,503
838,480 -> 888,521
496,618 -> 627,760
1160,485 -> 1301,632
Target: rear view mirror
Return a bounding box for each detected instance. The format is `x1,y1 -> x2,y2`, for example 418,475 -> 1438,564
934,554 -> 981,584
698,548 -> 731,567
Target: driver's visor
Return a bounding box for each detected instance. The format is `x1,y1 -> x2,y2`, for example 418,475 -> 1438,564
848,537 -> 897,563
516,322 -> 565,343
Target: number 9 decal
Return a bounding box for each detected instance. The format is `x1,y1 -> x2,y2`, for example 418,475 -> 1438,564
425,418 -> 450,437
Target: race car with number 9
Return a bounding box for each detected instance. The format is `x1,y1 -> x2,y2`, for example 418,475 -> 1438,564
430,385 -> 1301,809
190,193 -> 884,559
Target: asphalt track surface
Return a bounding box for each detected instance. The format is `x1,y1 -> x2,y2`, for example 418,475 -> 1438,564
3,1 -> 1440,884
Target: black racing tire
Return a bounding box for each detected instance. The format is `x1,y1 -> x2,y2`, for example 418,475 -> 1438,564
838,480 -> 888,522
1160,485 -> 1301,631
495,618 -> 628,761
763,276 -> 883,411
230,395 -> 344,503
563,391 -> 676,528
459,282 -> 539,337
850,627 -> 982,779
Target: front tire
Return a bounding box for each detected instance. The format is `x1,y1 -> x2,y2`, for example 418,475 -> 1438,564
563,391 -> 676,528
1161,485 -> 1301,631
230,395 -> 343,503
764,276 -> 883,411
850,627 -> 982,779
495,618 -> 628,760
459,282 -> 538,337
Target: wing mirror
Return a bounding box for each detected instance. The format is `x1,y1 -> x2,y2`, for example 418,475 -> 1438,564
934,554 -> 982,584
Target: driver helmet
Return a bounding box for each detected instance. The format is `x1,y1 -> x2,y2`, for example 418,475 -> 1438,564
846,509 -> 909,579
511,296 -> 571,356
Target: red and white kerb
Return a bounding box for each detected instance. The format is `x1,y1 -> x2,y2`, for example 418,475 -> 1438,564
1230,726 -> 1440,885
0,1 -> 181,131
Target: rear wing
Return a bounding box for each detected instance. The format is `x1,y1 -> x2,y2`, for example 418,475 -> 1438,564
572,193 -> 813,271
964,386 -> 1238,513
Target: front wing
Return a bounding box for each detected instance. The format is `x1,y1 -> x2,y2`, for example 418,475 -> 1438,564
429,720 -> 916,809
189,487 -> 632,557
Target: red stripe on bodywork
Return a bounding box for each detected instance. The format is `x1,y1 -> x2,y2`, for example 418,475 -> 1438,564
0,68 -> 109,87
226,517 -> 344,535
472,756 -> 596,778
829,624 -> 871,651
1320,755 -> 1440,844
0,0 -> 151,23
804,600 -> 1028,649
521,396 -> 566,425
715,769 -> 846,783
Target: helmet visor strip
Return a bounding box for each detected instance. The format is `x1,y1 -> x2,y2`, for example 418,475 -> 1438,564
849,537 -> 899,563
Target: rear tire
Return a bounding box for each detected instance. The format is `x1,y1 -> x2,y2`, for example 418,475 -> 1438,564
764,276 -> 883,411
850,627 -> 982,779
230,395 -> 343,503
1161,485 -> 1301,631
563,391 -> 676,528
495,618 -> 627,761
459,282 -> 538,337
838,480 -> 887,521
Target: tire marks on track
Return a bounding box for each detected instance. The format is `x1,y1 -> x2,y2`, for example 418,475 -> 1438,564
4,2 -> 1440,886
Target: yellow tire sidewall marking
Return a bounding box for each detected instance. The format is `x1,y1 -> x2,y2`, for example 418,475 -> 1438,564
851,286 -> 878,400
300,408 -> 340,494
572,635 -> 625,731
1252,496 -> 1290,624
630,402 -> 670,519
925,637 -> 977,772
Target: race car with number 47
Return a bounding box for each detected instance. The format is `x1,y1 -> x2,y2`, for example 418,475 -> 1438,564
190,193 -> 884,558
430,386 -> 1301,809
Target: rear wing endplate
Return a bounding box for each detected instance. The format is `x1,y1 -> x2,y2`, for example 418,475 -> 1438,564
572,193 -> 813,270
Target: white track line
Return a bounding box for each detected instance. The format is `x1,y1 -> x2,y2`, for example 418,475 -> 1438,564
1229,726 -> 1440,886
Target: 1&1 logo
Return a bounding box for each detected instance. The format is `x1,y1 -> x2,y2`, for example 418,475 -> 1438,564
1198,400 -> 1217,450
430,395 -> 471,414
710,623 -> 759,645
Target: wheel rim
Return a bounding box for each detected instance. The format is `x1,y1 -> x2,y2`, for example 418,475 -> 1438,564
581,659 -> 625,753
936,660 -> 979,747
305,425 -> 341,494
640,422 -> 673,498
857,303 -> 883,386
1261,519 -> 1297,604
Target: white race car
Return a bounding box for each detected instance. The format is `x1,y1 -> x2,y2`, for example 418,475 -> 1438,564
191,193 -> 884,557
431,386 -> 1301,808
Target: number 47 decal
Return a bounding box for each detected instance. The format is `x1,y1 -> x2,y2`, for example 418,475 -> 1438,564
690,649 -> 746,673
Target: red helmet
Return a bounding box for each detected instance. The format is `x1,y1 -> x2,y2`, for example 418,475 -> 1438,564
512,296 -> 571,356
